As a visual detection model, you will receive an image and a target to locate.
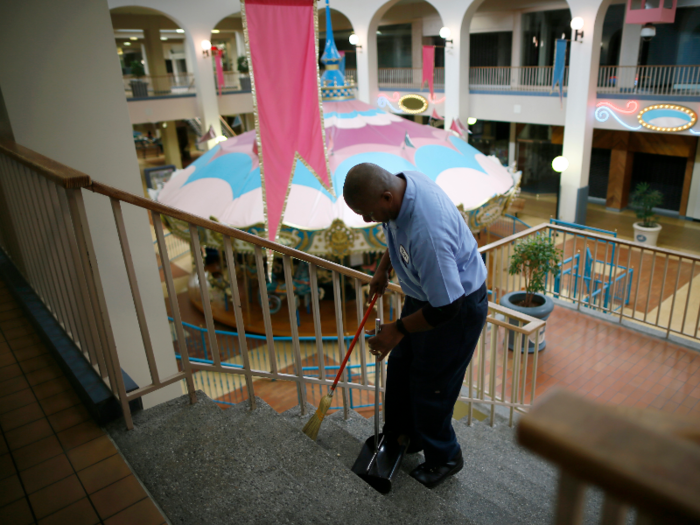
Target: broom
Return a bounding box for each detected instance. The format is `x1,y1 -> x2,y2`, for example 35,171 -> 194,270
302,293 -> 380,440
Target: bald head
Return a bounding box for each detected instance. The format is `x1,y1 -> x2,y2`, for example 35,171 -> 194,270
343,163 -> 406,223
343,163 -> 396,207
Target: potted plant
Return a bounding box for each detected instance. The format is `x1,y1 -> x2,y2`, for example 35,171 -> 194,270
630,182 -> 663,247
129,60 -> 149,98
500,234 -> 561,353
237,56 -> 251,91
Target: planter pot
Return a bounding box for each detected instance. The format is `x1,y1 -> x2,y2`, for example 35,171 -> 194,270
239,76 -> 251,91
633,222 -> 662,247
130,79 -> 148,98
499,292 -> 554,353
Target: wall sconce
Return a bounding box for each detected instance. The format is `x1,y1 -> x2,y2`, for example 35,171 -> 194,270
570,17 -> 584,43
349,33 -> 362,49
439,26 -> 453,46
201,39 -> 211,57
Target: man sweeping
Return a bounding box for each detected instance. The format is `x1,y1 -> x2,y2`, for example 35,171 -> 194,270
343,162 -> 488,489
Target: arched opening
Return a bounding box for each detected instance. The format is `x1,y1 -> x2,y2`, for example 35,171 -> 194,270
370,0 -> 445,124
110,6 -> 190,97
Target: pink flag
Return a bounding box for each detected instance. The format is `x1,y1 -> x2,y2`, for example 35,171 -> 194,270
422,46 -> 435,98
431,108 -> 443,120
449,119 -> 463,137
197,125 -> 217,144
214,48 -> 225,96
242,0 -> 332,244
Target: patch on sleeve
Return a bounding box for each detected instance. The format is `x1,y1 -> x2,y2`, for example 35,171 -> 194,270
399,244 -> 410,265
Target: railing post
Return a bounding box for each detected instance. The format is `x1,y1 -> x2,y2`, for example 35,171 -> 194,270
554,471 -> 586,525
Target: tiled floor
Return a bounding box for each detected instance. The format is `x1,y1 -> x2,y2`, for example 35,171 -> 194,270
532,306 -> 700,414
0,282 -> 167,525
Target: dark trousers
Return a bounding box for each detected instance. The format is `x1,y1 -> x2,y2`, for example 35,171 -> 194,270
383,282 -> 488,466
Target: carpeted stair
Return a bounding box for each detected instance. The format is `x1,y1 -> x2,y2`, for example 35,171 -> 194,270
107,391 -> 628,525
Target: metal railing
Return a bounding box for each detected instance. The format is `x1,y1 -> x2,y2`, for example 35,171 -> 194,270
123,73 -> 196,97
344,68 -> 357,84
469,66 -> 569,93
377,67 -> 445,90
479,223 -> 700,346
598,64 -> 700,97
0,139 -> 545,431
153,231 -> 189,266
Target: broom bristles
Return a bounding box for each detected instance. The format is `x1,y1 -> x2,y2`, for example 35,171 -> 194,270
302,393 -> 333,440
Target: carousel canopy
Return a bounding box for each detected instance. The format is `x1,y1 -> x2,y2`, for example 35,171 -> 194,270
156,0 -> 518,257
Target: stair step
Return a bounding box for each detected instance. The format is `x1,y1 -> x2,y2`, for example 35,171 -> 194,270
108,392 -> 408,524
281,405 -> 469,524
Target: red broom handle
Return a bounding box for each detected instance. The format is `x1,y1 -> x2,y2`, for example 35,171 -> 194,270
330,293 -> 380,393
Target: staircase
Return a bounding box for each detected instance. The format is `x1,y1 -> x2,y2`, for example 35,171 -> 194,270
107,392 -> 617,525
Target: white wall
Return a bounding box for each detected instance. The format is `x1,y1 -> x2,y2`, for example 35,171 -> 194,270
218,92 -> 255,116
470,12 -> 514,33
468,93 -> 567,126
0,0 -> 180,408
128,95 -> 200,124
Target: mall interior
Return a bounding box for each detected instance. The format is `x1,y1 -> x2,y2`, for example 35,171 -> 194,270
1,0 -> 700,524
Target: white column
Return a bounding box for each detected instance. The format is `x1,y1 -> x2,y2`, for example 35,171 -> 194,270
411,20 -> 423,69
558,0 -> 611,223
140,43 -> 150,75
511,11 -> 522,89
184,29 -> 222,150
143,26 -> 170,94
171,53 -> 180,84
508,122 -> 517,170
686,143 -> 700,220
235,31 -> 245,57
0,0 -> 180,407
444,23 -> 462,125
354,25 -> 376,104
618,22 -> 641,90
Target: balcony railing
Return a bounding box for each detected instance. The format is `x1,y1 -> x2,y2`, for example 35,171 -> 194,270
479,222 -> 700,346
598,64 -> 700,97
123,73 -> 195,98
0,140 -> 544,431
470,66 -> 569,93
378,67 -> 444,90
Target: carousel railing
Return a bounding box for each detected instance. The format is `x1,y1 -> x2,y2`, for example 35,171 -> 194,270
0,139 -> 545,431
479,223 -> 700,347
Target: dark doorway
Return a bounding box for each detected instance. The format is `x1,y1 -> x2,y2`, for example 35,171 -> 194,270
589,148 -> 611,199
631,152 -> 686,211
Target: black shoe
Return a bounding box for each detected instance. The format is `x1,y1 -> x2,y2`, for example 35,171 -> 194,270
409,450 -> 463,489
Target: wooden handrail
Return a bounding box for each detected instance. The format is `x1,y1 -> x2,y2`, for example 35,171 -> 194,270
89,181 -> 403,293
518,389 -> 700,522
0,141 -> 91,189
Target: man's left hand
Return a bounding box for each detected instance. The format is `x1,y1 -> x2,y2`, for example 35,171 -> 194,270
367,322 -> 404,361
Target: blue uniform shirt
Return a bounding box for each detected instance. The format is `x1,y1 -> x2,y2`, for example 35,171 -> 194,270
383,170 -> 487,307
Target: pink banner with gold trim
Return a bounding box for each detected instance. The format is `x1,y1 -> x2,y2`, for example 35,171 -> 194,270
242,0 -> 332,244
422,45 -> 435,98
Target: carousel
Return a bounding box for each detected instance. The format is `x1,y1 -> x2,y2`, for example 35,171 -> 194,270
155,3 -> 521,336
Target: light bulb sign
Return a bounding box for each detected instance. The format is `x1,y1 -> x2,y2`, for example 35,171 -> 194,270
637,104 -> 697,132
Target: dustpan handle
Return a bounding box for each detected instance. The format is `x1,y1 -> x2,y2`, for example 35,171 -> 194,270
329,293 -> 379,392
375,319 -> 381,451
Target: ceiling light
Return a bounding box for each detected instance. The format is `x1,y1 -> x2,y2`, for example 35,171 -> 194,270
176,29 -> 184,33
212,29 -> 220,33
161,37 -> 168,41
124,42 -> 131,46
130,37 -> 138,41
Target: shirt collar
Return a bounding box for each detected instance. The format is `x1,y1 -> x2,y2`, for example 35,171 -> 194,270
390,172 -> 415,229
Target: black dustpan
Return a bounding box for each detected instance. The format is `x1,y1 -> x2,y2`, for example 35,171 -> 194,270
351,432 -> 409,494
351,324 -> 408,494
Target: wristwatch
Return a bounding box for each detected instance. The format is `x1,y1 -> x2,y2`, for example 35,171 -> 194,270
395,318 -> 409,336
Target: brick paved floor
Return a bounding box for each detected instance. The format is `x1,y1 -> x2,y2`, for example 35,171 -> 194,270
0,281 -> 167,525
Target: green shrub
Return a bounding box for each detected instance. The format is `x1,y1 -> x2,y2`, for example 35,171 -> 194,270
508,234 -> 562,308
129,60 -> 145,78
237,56 -> 249,74
630,182 -> 663,228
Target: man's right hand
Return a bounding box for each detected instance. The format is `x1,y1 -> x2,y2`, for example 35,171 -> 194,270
368,270 -> 389,300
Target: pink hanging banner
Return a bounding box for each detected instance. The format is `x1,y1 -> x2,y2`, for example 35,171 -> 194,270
214,48 -> 225,96
422,45 -> 435,98
242,0 -> 332,244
